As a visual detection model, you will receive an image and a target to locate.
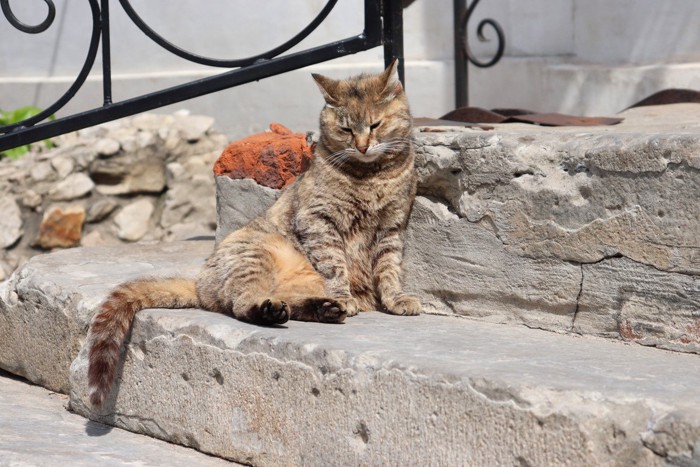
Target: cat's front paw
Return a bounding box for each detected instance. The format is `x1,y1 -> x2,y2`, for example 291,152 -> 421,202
383,294 -> 421,316
334,296 -> 360,317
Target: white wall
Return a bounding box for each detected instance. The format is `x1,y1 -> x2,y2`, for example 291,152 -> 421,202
1,0 -> 699,140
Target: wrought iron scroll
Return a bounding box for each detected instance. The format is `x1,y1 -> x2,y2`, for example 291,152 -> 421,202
453,0 -> 505,108
0,0 -> 404,152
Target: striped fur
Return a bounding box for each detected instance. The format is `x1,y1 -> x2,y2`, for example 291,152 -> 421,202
87,59 -> 420,407
88,278 -> 198,406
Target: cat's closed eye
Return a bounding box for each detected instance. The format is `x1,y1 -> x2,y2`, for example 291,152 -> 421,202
370,121 -> 382,130
340,126 -> 353,134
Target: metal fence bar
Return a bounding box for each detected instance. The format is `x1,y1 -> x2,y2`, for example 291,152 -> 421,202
453,0 -> 505,108
100,0 -> 112,106
382,0 -> 405,84
0,0 -> 404,152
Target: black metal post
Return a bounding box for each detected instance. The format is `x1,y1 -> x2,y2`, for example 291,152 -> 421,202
453,0 -> 505,109
382,0 -> 405,86
453,0 -> 468,107
100,0 -> 112,105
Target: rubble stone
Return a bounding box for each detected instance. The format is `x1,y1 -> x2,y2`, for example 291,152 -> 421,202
48,173 -> 94,201
37,206 -> 85,249
0,112 -> 226,277
114,199 -> 154,242
0,196 -> 22,249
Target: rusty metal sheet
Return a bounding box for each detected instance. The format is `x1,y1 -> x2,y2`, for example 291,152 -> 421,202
440,107 -> 506,123
437,107 -> 623,127
627,88 -> 700,109
504,113 -> 623,126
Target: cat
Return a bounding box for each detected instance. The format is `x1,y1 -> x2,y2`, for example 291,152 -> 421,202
87,59 -> 421,407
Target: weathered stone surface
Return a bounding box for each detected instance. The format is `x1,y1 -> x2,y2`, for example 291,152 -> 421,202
51,155 -> 75,179
48,172 -> 94,201
0,195 -> 22,248
575,257 -> 700,352
66,306 -> 700,466
114,199 -> 154,242
214,123 -> 313,189
415,105 -> 700,276
0,371 -> 234,466
29,161 -> 53,182
405,197 -> 582,326
173,113 -> 215,142
215,177 -> 281,244
94,137 -> 120,156
36,206 -> 85,249
0,241 -> 211,392
2,242 -> 699,465
91,154 -> 166,196
20,189 -> 42,210
159,150 -> 218,239
85,198 -> 118,223
215,103 -> 700,354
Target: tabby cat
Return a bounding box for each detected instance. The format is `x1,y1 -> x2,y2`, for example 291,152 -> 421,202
87,59 -> 421,407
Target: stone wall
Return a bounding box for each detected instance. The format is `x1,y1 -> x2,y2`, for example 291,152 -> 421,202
0,112 -> 226,280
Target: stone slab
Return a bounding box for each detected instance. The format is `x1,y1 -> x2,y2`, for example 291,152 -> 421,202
0,370 -> 235,466
215,103 -> 700,354
215,177 -> 280,244
0,241 -> 212,393
2,243 -> 700,465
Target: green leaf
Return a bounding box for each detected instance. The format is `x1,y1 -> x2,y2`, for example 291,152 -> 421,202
1,145 -> 30,159
0,106 -> 56,159
9,105 -> 44,124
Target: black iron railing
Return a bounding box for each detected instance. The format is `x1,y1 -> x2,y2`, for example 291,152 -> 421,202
453,0 -> 505,108
0,0 -> 405,152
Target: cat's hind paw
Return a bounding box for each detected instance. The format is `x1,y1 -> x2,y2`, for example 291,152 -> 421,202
315,299 -> 348,323
259,299 -> 290,325
293,297 -> 347,323
383,294 -> 421,316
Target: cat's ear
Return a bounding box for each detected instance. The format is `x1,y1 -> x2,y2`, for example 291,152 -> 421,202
379,58 -> 403,101
312,73 -> 340,106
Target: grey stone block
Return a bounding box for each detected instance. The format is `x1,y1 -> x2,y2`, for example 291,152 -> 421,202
0,241 -> 211,392
61,279 -> 699,465
214,103 -> 700,353
215,177 -> 280,244
0,371 -> 234,466
0,241 -> 697,465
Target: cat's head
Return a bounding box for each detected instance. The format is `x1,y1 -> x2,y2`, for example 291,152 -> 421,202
312,59 -> 412,164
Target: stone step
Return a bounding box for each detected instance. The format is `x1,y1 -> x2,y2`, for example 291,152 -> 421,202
2,242 -> 700,465
215,103 -> 700,355
0,370 -> 236,466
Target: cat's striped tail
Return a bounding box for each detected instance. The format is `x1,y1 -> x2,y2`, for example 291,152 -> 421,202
87,277 -> 199,407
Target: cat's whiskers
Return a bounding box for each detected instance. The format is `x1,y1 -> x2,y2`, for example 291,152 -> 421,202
325,149 -> 350,170
369,138 -> 413,155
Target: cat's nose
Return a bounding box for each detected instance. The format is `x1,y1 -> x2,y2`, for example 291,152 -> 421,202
357,145 -> 368,154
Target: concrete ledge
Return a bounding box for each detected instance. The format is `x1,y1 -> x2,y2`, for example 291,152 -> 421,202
215,103 -> 700,354
0,241 -> 211,393
0,370 -> 234,466
2,243 -> 700,464
68,307 -> 700,465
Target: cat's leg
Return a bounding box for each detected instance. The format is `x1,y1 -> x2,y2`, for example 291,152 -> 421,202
197,228 -> 290,325
265,234 -> 347,323
372,231 -> 421,316
293,214 -> 360,316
